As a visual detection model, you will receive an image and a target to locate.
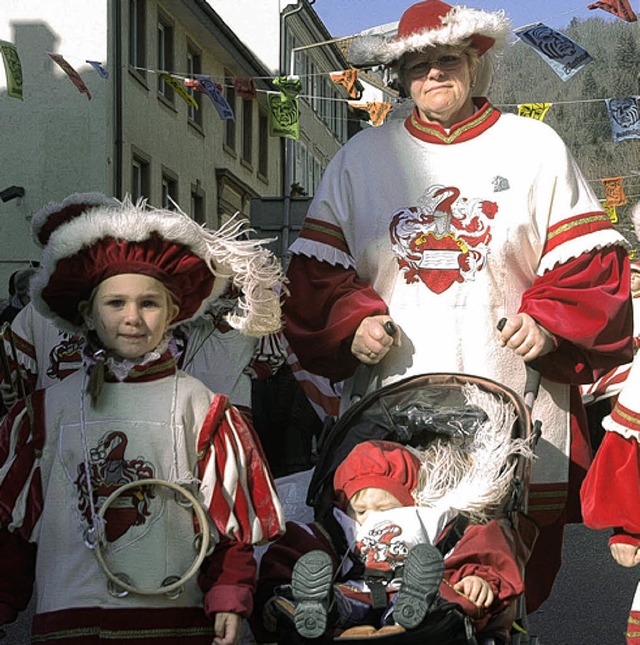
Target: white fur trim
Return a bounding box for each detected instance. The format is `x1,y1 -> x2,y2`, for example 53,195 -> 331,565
349,5 -> 511,66
631,201 -> 640,241
289,237 -> 356,270
30,192 -> 119,248
31,198 -> 284,337
413,383 -> 534,522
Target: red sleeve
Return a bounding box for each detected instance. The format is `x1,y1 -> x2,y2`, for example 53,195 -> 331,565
519,247 -> 633,384
580,430 -> 640,536
439,520 -> 524,631
282,256 -> 388,380
199,535 -> 257,618
0,529 -> 37,625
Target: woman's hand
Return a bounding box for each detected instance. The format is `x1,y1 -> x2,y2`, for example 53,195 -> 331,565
351,315 -> 401,365
610,542 -> 640,568
212,611 -> 242,645
453,575 -> 494,608
498,313 -> 555,362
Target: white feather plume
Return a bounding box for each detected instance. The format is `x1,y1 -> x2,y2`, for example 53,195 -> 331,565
413,383 -> 534,523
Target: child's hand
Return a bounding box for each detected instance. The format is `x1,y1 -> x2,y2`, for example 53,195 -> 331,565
262,596 -> 279,633
453,575 -> 494,608
212,611 -> 242,645
0,381 -> 18,409
610,542 -> 640,568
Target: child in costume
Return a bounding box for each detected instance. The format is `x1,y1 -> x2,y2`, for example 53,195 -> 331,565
256,431 -> 527,641
581,356 -> 640,645
0,199 -> 285,644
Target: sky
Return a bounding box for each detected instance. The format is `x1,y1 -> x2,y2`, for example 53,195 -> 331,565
312,1 -> 616,37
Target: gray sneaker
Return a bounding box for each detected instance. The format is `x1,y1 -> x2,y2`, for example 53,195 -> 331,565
292,550 -> 334,639
393,543 -> 445,629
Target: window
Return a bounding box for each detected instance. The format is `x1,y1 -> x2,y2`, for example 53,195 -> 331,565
191,188 -> 205,224
131,155 -> 149,202
258,110 -> 269,178
224,71 -> 236,151
157,16 -> 174,101
186,47 -> 202,125
242,99 -> 253,165
162,172 -> 178,209
129,0 -> 146,73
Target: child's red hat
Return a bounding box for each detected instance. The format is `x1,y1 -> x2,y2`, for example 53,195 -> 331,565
30,197 -> 284,337
333,440 -> 421,510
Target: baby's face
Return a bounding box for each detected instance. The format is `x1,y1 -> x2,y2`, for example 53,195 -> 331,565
346,487 -> 404,525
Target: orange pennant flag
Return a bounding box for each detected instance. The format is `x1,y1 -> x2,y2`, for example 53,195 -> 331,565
352,101 -> 391,127
330,69 -> 359,99
601,176 -> 627,207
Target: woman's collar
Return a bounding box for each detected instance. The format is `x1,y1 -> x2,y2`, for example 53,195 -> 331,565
404,97 -> 501,144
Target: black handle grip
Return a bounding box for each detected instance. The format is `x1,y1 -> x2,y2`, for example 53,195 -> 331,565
384,321 -> 397,336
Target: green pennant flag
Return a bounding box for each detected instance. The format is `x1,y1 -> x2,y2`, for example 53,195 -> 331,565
0,41 -> 23,100
268,76 -> 302,140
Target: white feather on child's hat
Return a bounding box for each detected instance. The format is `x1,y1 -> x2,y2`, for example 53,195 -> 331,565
348,0 -> 511,67
30,197 -> 285,337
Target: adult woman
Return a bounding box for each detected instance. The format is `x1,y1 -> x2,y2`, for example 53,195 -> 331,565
282,0 -> 633,611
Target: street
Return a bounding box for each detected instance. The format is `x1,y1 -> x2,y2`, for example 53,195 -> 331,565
1,523 -> 637,644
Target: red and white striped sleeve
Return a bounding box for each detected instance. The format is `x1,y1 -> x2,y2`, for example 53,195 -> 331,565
196,395 -> 285,545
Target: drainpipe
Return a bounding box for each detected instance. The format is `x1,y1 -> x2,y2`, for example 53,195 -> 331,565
112,0 -> 123,199
280,1 -> 305,258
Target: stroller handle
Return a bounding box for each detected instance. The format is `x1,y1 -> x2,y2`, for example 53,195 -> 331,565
497,317 -> 541,409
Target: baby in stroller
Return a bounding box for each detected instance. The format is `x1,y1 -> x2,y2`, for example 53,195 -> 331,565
254,383 -> 534,643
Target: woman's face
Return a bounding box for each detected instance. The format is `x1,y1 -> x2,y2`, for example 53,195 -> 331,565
403,47 -> 475,128
81,273 -> 179,360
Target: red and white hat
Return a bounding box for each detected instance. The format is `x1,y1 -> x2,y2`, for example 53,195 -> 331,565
30,198 -> 284,336
333,440 -> 421,510
349,0 -> 511,67
30,192 -> 119,248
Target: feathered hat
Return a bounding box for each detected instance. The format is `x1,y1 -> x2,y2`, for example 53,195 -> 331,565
30,198 -> 284,337
30,192 -> 120,248
348,1 -> 511,68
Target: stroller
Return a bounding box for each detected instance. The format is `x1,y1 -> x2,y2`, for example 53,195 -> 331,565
269,369 -> 542,645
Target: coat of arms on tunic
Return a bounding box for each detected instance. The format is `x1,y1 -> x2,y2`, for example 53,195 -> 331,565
389,185 -> 498,294
76,430 -> 155,542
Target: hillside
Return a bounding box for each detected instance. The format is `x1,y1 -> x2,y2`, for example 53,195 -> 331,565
488,16 -> 640,250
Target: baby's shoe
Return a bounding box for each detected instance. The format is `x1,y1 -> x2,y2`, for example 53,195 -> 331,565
292,550 -> 334,639
393,542 -> 445,629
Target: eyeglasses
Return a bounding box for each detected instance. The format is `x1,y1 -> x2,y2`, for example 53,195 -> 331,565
405,55 -> 465,78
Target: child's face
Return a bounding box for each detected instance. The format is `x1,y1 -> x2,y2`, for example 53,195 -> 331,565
81,273 -> 179,360
346,487 -> 404,525
631,271 -> 640,295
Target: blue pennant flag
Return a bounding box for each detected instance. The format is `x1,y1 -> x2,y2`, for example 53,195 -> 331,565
605,97 -> 640,142
514,23 -> 592,81
194,74 -> 234,120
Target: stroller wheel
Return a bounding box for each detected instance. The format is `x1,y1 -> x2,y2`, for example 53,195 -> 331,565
394,543 -> 445,629
292,550 -> 334,639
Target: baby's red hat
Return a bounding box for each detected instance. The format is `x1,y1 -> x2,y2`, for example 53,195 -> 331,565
333,440 -> 421,510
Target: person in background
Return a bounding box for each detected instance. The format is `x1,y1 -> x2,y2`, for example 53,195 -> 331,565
0,267 -> 36,325
281,0 -> 632,613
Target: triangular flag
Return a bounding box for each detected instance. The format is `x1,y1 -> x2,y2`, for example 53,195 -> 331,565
601,176 -> 627,207
518,103 -> 552,121
268,76 -> 302,140
601,201 -> 618,223
233,77 -> 257,100
514,23 -> 592,81
159,73 -> 198,109
605,97 -> 640,142
86,60 -> 109,80
352,101 -> 391,126
194,74 -> 234,120
588,0 -> 637,22
330,69 -> 359,99
48,52 -> 91,99
0,40 -> 23,100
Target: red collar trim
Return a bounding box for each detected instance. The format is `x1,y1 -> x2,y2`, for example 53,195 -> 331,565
404,98 -> 500,144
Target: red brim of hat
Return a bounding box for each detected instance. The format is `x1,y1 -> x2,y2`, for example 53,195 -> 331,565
41,233 -> 215,328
